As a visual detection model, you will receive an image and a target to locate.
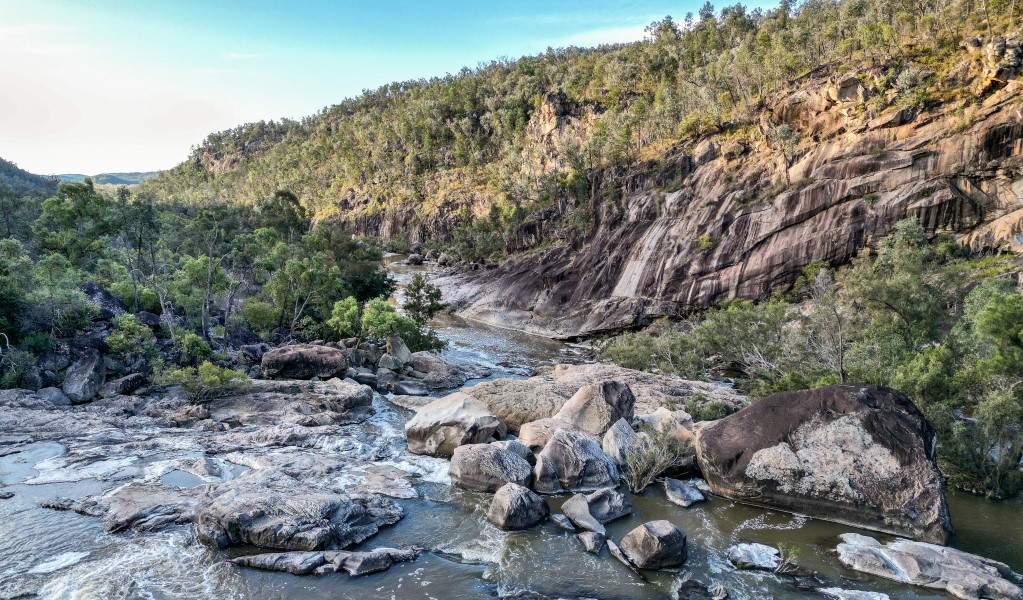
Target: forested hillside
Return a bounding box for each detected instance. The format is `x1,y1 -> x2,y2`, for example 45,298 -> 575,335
0,158 -> 56,198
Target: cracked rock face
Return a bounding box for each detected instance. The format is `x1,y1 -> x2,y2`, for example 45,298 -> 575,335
693,384 -> 952,544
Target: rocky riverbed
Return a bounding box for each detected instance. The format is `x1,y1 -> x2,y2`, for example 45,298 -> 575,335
0,259 -> 1022,599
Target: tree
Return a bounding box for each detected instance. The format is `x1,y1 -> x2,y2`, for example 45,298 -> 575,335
402,274 -> 446,328
34,179 -> 114,266
257,190 -> 309,243
328,296 -> 362,339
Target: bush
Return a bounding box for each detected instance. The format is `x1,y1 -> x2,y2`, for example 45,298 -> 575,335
241,299 -> 276,339
327,296 -> 361,339
0,276 -> 26,340
155,360 -> 251,404
106,314 -> 156,364
177,331 -> 212,365
622,422 -> 689,493
0,348 -> 34,389
685,398 -> 732,422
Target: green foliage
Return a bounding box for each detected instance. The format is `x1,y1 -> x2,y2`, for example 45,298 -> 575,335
155,360 -> 250,404
177,332 -> 213,366
685,398 -> 732,422
402,274 -> 446,328
34,180 -> 115,267
241,299 -> 276,339
106,314 -> 156,365
622,422 -> 689,494
0,348 -> 35,389
361,298 -> 419,343
327,297 -> 362,339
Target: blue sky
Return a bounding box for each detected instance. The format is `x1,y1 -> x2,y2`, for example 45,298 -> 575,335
0,1 -> 775,175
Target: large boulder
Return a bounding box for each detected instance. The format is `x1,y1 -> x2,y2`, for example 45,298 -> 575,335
726,543 -> 781,571
619,520 -> 688,570
561,493 -> 605,534
62,350 -> 106,403
260,344 -> 348,380
209,378 -> 373,427
533,429 -> 619,494
404,392 -> 505,457
552,381 -> 636,436
486,483 -> 549,530
464,363 -> 747,431
664,478 -> 705,508
518,417 -> 578,453
77,281 -> 126,320
836,533 -> 1023,600
602,418 -> 638,468
449,444 -> 532,492
99,373 -> 146,398
693,385 -> 952,544
409,351 -> 491,391
385,335 -> 413,365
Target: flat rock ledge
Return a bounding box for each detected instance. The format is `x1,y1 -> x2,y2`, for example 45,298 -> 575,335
836,533 -> 1023,600
231,546 -> 420,576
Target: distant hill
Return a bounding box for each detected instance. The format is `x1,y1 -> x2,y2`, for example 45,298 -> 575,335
59,171 -> 161,186
0,157 -> 57,197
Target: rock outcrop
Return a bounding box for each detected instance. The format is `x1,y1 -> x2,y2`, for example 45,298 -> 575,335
552,381 -> 636,436
62,350 -> 106,403
693,384 -> 952,544
232,547 -> 419,576
487,482 -> 549,530
404,392 -> 505,457
260,344 -> 348,380
836,533 -> 1023,600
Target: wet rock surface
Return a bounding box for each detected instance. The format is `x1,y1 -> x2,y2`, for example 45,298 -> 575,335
836,533 -> 1023,600
694,385 -> 952,544
664,478 -> 706,508
619,520 -> 688,570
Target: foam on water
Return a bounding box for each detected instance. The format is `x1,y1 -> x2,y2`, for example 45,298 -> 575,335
27,551 -> 91,574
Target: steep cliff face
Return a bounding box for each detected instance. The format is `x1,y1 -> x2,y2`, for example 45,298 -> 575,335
441,48 -> 1023,339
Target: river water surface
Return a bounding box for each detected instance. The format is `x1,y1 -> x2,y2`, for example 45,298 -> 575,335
0,259 -> 1020,600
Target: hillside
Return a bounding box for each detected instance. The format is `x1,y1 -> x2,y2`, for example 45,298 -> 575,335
139,0 -> 1023,337
59,171 -> 161,186
0,157 -> 56,197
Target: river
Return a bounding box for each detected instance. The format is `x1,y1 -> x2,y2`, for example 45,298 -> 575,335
0,259 -> 1019,600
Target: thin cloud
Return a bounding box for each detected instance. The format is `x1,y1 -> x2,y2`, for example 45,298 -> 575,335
559,25 -> 647,47
225,51 -> 262,60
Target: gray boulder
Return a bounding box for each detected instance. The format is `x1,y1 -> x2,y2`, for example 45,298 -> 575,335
391,380 -> 430,396
549,513 -> 576,531
36,387 -> 70,406
239,343 -> 270,363
378,354 -> 404,371
406,253 -> 424,265
449,444 -> 532,493
818,589 -> 891,600
99,373 -> 147,398
693,385 -> 952,544
490,439 -> 532,463
561,493 -> 605,534
518,417 -> 577,453
405,392 -> 505,457
836,533 -> 1023,600
409,351 -> 491,391
664,478 -> 705,508
231,551 -> 326,575
582,487 -> 631,522
534,429 -> 619,494
385,335 -> 413,365
135,311 -> 163,329
577,531 -> 606,554
62,350 -> 106,403
619,520 -> 688,570
487,482 -> 549,530
553,381 -> 636,436
726,543 -> 780,571
602,418 -> 638,467
77,281 -> 125,320
260,344 -> 348,380
231,547 -> 419,577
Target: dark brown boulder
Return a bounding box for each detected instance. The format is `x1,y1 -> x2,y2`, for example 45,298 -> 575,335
260,344 -> 348,380
693,384 -> 952,544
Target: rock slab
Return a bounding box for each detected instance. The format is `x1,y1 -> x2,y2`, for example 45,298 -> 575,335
405,392 -> 505,457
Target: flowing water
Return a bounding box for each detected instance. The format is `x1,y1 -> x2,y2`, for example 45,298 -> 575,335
0,258 -> 1020,600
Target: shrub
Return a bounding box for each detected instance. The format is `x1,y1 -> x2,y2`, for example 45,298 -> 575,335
0,348 -> 34,389
155,360 -> 250,404
622,422 -> 689,493
685,398 -> 732,422
177,331 -> 212,365
241,299 -> 276,339
327,296 -> 361,339
106,314 -> 156,364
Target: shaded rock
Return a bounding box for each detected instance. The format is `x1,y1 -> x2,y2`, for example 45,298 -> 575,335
378,353 -> 404,371
606,538 -> 646,579
62,350 -> 106,404
552,381 -> 636,436
77,281 -> 126,320
410,351 -> 492,391
350,370 -> 378,387
36,387 -> 70,406
209,378 -> 373,427
836,533 -> 1023,600
828,76 -> 869,103
0,491 -> 14,500
99,373 -> 147,398
583,487 -> 631,522
407,253 -> 424,265
239,343 -> 270,363
664,478 -> 705,508
135,311 -> 163,329
619,520 -> 688,570
404,392 -> 505,457
518,417 -> 578,453
561,493 -> 605,534
534,429 -> 619,494
490,439 -> 532,462
576,531 -> 605,554
376,367 -> 398,390
694,139 -> 719,165
725,543 -> 780,571
549,513 -> 576,531
693,385 -> 952,544
385,335 -> 413,365
449,444 -> 532,493
391,380 -> 429,396
602,418 -> 638,468
231,551 -> 326,575
335,547 -> 419,576
487,482 -> 549,530
260,344 -> 348,380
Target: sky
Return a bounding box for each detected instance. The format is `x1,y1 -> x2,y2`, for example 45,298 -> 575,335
0,1 -> 772,175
